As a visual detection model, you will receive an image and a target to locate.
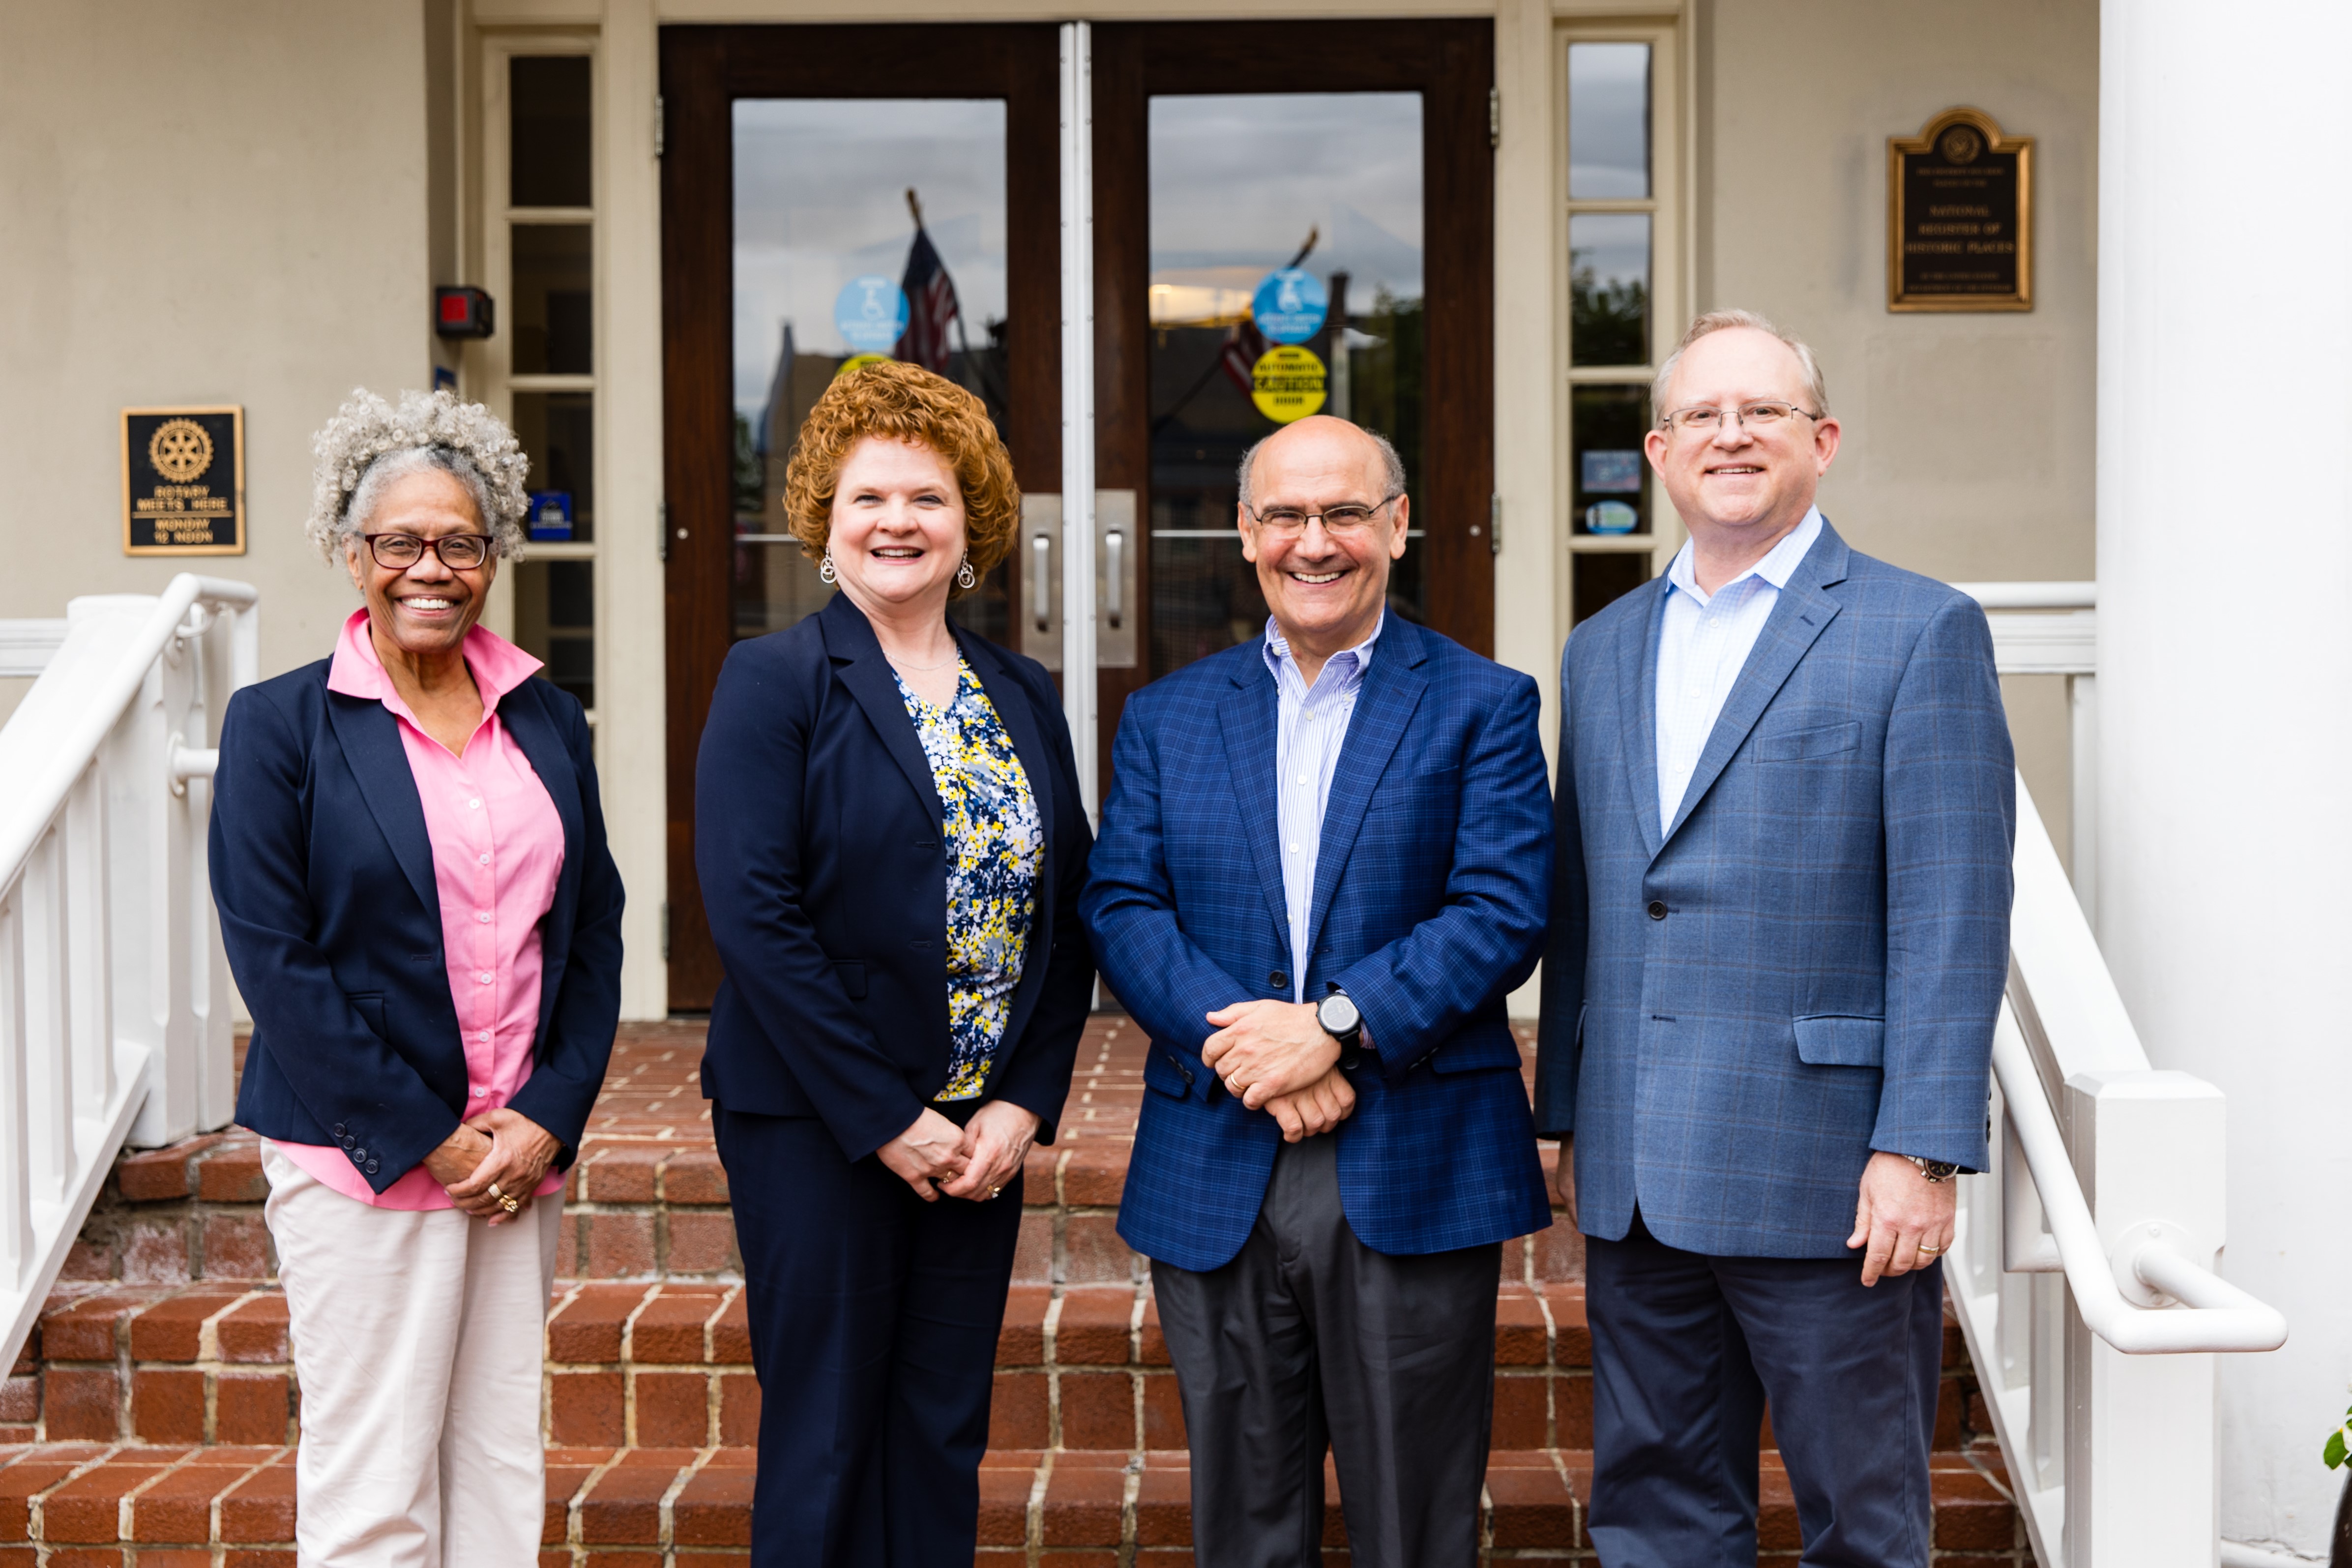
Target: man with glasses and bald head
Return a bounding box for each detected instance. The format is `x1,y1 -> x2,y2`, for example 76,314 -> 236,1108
1535,311 -> 2016,1565
1084,414 -> 1554,1568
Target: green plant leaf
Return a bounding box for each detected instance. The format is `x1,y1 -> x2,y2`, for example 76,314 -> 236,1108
2325,1429 -> 2347,1470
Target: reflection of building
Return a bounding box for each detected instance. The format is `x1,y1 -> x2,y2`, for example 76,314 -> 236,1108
2,7 -> 2345,1554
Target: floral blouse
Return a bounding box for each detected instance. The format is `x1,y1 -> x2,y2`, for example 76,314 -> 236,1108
894,658 -> 1043,1102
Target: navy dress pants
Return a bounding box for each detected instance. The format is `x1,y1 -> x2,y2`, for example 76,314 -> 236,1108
1585,1210 -> 1944,1568
714,1103 -> 1025,1568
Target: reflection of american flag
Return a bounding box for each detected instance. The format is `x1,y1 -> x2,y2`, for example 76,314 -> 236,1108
1218,318 -> 1269,397
895,224 -> 961,374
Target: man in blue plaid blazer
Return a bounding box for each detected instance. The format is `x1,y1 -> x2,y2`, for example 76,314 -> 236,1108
1083,416 -> 1553,1568
1535,313 -> 2015,1568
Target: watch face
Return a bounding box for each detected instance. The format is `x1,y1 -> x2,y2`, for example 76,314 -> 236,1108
1319,993 -> 1361,1035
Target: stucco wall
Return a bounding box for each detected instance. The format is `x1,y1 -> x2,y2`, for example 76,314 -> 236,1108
1695,0 -> 2099,588
0,0 -> 431,680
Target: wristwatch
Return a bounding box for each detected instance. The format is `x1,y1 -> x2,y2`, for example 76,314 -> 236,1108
1903,1154 -> 1961,1184
1316,988 -> 1363,1057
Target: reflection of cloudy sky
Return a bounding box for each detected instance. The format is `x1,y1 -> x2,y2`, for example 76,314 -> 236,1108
1568,42 -> 1649,199
1149,93 -> 1422,303
732,99 -> 1007,416
1571,212 -> 1650,295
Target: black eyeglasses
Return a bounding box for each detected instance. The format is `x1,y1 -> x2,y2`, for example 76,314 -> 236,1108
1245,495 -> 1402,536
363,533 -> 495,570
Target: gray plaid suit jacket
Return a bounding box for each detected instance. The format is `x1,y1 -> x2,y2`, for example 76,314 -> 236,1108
1532,520 -> 2015,1258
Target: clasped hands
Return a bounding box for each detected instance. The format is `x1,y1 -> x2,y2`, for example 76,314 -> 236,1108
877,1099 -> 1041,1203
423,1106 -> 561,1225
1202,1000 -> 1358,1143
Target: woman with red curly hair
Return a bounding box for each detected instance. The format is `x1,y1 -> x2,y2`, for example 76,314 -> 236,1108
694,360 -> 1094,1565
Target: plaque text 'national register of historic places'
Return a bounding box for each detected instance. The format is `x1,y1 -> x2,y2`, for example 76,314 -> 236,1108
1888,107 -> 2033,312
122,406 -> 246,555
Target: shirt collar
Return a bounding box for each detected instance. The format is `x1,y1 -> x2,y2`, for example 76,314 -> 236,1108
1263,611 -> 1383,691
327,606 -> 544,722
1664,505 -> 1824,607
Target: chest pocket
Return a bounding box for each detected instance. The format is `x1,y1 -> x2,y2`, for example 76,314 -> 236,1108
1754,720 -> 1862,763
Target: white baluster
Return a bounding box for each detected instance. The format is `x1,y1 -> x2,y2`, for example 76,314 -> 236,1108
66,764 -> 114,1118
0,884 -> 30,1289
21,826 -> 73,1203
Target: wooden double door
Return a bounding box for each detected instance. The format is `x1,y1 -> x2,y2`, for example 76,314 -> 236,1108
661,20 -> 1495,1010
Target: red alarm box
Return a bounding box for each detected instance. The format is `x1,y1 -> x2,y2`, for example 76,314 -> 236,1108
435,287 -> 495,340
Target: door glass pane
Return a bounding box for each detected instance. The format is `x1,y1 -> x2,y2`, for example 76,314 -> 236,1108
1567,43 -> 1650,199
1569,212 -> 1650,366
1147,93 -> 1424,677
512,224 -> 593,374
512,390 -> 593,541
510,56 -> 591,208
1571,385 -> 1650,536
513,559 -> 595,710
732,100 -> 1011,643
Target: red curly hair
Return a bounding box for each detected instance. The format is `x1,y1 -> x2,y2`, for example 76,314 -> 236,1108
782,359 -> 1021,597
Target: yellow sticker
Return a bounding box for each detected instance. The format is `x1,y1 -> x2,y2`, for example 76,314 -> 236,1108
1250,345 -> 1328,424
834,353 -> 893,379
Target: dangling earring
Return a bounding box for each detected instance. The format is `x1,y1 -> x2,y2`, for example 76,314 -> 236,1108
818,547 -> 837,585
956,553 -> 977,591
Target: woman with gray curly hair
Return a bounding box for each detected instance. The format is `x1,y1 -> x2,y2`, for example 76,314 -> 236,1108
209,387 -> 624,1565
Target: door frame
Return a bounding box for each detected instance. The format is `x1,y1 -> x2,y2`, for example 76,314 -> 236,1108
1090,17 -> 1499,723
659,23 -> 1063,1011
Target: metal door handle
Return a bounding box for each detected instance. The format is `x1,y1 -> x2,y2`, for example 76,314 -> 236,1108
1105,530 -> 1123,629
1032,534 -> 1052,633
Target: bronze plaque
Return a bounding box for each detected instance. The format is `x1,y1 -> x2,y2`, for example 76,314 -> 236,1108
1888,108 -> 2032,312
122,406 -> 245,555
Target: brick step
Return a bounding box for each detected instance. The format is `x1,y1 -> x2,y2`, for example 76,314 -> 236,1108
0,1441 -> 2027,1561
15,1273 -> 1985,1463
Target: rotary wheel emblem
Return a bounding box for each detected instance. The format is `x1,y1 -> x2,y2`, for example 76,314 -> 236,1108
148,419 -> 214,483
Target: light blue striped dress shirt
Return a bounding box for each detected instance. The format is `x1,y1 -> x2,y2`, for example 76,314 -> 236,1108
1264,613 -> 1383,1002
1654,505 -> 1823,828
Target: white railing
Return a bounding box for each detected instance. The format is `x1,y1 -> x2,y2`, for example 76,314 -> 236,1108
0,576 -> 257,1379
1952,582 -> 2289,1568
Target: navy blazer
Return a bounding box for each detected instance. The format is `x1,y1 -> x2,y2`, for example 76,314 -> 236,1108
1533,521 -> 2015,1258
1083,615 -> 1556,1271
212,658 -> 625,1195
694,592 -> 1096,1164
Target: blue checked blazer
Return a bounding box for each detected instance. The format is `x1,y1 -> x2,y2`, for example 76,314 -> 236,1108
1533,520 -> 2015,1258
1084,614 -> 1555,1272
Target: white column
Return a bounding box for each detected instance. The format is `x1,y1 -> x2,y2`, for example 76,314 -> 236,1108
2096,2 -> 2352,1556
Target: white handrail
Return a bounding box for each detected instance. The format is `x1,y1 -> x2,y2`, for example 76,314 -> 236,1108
0,575 -> 255,883
1955,580 -> 2097,611
1993,1024 -> 2286,1354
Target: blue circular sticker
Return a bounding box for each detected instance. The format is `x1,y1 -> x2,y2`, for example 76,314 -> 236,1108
834,276 -> 910,354
1251,268 -> 1328,345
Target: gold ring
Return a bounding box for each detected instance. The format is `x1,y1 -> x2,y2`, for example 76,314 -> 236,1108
1917,1244 -> 1942,1254
989,1186 -> 1001,1200
499,1193 -> 521,1214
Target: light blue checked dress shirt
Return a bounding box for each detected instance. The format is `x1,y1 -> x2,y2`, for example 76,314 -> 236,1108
1654,505 -> 1823,828
1264,613 -> 1383,1002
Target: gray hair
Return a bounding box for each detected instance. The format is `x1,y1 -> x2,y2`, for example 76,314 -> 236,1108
1236,420 -> 1409,511
306,387 -> 532,562
1650,309 -> 1830,420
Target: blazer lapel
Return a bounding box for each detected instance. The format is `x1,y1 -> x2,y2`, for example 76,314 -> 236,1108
1619,584 -> 1668,859
1216,647 -> 1293,946
1658,523 -> 1852,849
821,595 -> 946,827
1302,622 -> 1428,961
324,690 -> 441,924
500,681 -> 584,1032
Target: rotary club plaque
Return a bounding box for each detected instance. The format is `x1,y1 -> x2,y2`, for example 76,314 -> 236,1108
123,406 -> 245,555
1888,108 -> 2032,312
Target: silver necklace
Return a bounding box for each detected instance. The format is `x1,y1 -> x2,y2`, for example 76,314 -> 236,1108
889,650 -> 959,673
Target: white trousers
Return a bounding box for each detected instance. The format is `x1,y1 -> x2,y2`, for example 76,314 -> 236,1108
263,1145 -> 562,1568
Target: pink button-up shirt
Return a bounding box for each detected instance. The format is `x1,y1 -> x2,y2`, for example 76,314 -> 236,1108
270,609 -> 569,1209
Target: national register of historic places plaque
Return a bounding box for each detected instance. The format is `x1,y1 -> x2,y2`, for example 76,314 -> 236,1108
1888,107 -> 2033,312
122,406 -> 246,555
